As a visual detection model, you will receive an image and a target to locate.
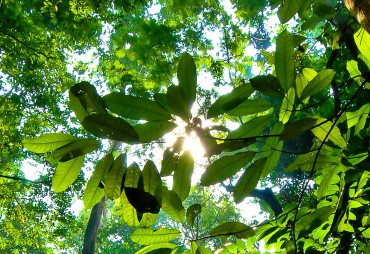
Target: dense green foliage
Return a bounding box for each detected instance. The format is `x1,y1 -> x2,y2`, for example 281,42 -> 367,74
2,0 -> 370,253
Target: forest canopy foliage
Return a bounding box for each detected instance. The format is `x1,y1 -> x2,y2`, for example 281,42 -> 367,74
2,0 -> 370,253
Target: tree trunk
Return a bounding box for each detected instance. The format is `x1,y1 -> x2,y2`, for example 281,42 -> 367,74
82,196 -> 106,254
344,0 -> 370,34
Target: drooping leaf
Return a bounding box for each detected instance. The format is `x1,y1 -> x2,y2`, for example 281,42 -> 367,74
186,204 -> 202,227
130,228 -> 181,245
300,69 -> 335,101
136,243 -> 178,254
82,114 -> 140,143
160,148 -> 179,177
173,150 -> 194,201
23,133 -> 78,153
250,75 -> 284,98
234,158 -> 266,203
200,151 -> 255,186
84,154 -> 114,208
52,155 -> 84,192
227,98 -> 274,116
280,118 -> 318,139
207,82 -> 255,118
227,115 -> 273,139
161,186 -> 185,223
278,0 -> 303,23
105,154 -> 126,200
50,138 -> 100,163
103,93 -> 172,121
134,121 -> 177,142
166,85 -> 192,122
275,30 -> 294,92
210,222 -> 255,239
295,206 -> 335,239
177,53 -> 197,105
279,87 -> 295,124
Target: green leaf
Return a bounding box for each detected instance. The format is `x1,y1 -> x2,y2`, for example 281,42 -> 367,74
301,15 -> 322,31
354,29 -> 370,60
124,187 -> 160,214
166,85 -> 192,122
160,148 -> 179,177
295,206 -> 335,239
234,158 -> 266,203
312,118 -> 347,148
227,98 -> 274,116
120,191 -> 140,227
317,166 -> 341,199
279,87 -> 295,124
103,93 -> 172,121
130,228 -> 180,245
136,243 -> 178,254
278,0 -> 303,23
178,53 -> 197,105
302,68 -> 318,81
139,213 -> 158,228
250,75 -> 284,98
52,155 -> 84,192
153,93 -> 175,115
105,154 -> 126,200
313,3 -> 336,18
210,222 -> 255,239
173,150 -> 194,201
280,118 -> 318,139
69,81 -> 107,122
82,114 -> 140,143
227,115 -> 273,139
200,151 -> 255,186
84,154 -> 114,208
207,82 -> 255,118
284,240 -> 296,254
161,186 -> 185,223
50,138 -> 100,163
275,30 -> 294,92
23,133 -> 78,153
300,69 -> 335,101
134,121 -> 177,142
142,160 -> 162,204
346,60 -> 370,88
186,204 -> 202,227
295,73 -> 309,100
124,162 -> 141,188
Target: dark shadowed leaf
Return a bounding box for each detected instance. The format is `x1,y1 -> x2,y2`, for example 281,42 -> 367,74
227,115 -> 273,139
166,85 -> 192,122
177,53 -> 197,105
250,75 -> 284,98
186,204 -> 202,227
275,30 -> 294,92
280,118 -> 318,139
173,150 -> 194,201
210,222 -> 255,239
124,187 -> 161,214
134,121 -> 177,142
227,98 -> 274,116
161,186 -> 185,223
278,0 -> 303,23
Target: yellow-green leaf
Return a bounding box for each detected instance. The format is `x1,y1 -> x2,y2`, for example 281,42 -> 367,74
23,133 -> 78,153
279,87 -> 295,124
105,154 -> 126,200
300,69 -> 335,101
173,150 -> 194,201
130,228 -> 180,245
52,155 -> 84,192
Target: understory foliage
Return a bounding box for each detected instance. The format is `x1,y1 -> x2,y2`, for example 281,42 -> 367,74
2,0 -> 370,253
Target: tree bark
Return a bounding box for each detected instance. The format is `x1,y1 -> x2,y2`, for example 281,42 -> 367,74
82,196 -> 106,254
344,0 -> 370,34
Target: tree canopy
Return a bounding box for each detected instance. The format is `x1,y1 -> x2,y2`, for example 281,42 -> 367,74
2,0 -> 370,253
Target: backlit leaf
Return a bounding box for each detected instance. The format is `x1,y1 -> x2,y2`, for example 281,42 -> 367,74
300,69 -> 335,101
201,151 -> 255,186
354,29 -> 370,60
161,186 -> 185,223
227,115 -> 273,139
52,155 -> 84,192
103,93 -> 172,121
279,87 -> 295,124
134,121 -> 177,142
105,154 -> 126,200
210,222 -> 255,239
120,190 -> 140,227
173,150 -> 194,201
136,243 -> 178,254
186,204 -> 202,227
312,118 -> 347,148
131,228 -> 180,245
160,148 -> 179,177
178,53 -> 197,105
23,133 -> 78,153
276,30 -> 294,92
50,138 -> 100,163
250,75 -> 284,98
166,85 -> 192,122
227,98 -> 274,116
124,162 -> 141,188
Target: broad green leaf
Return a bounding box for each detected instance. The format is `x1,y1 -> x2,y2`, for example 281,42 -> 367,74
124,162 -> 141,188
295,73 -> 309,99
279,87 -> 295,124
131,228 -> 180,245
210,222 -> 255,239
346,60 -> 363,85
84,154 -> 114,208
161,186 -> 185,223
142,160 -> 162,205
120,191 -> 140,227
227,115 -> 273,139
275,30 -> 294,92
250,75 -> 284,98
50,138 -> 100,163
301,15 -> 322,31
280,118 -> 318,139
52,155 -> 84,192
134,121 -> 177,142
300,69 -> 335,101
317,165 -> 340,199
278,0 -> 302,23
227,98 -> 274,116
312,118 -> 347,148
313,2 -> 336,18
153,93 -> 175,115
186,204 -> 202,227
173,150 -> 194,201
82,114 -> 140,143
346,103 -> 370,129
200,151 -> 255,186
207,82 -> 255,118
362,228 -> 370,239
354,29 -> 370,60
103,93 -> 172,121
295,206 -> 335,238
160,148 -> 179,177
105,154 -> 126,200
166,85 -> 192,122
302,68 -> 318,81
23,133 -> 78,153
136,243 -> 178,254
234,159 -> 266,203
178,53 -> 197,105
69,81 -> 106,122
262,140 -> 283,177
